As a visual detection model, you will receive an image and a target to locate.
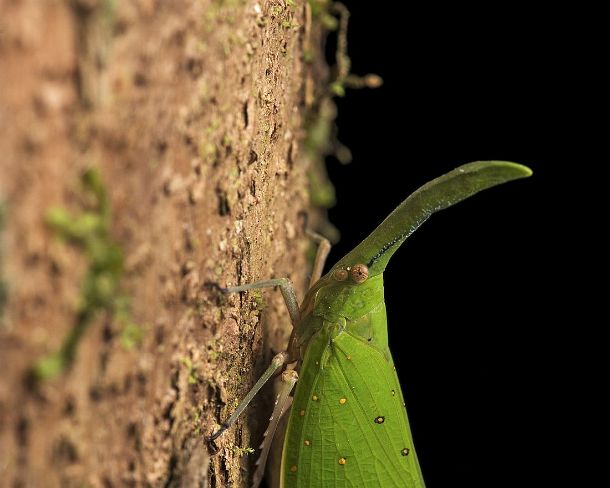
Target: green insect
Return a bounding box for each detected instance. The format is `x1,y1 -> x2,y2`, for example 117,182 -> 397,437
209,161 -> 532,487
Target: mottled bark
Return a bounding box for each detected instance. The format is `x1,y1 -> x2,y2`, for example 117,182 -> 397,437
0,1 -> 325,486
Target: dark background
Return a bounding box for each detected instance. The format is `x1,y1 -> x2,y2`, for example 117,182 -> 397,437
322,3 -> 575,487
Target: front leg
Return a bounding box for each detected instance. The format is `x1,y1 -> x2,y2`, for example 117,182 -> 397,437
205,277 -> 298,441
220,278 -> 300,327
206,278 -> 300,443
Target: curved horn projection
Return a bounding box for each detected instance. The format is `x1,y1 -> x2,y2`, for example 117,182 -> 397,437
333,161 -> 532,276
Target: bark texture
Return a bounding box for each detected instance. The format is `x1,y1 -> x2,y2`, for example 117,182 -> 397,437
0,1 -> 324,486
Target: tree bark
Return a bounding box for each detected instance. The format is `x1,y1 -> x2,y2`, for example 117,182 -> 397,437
0,1 -> 324,486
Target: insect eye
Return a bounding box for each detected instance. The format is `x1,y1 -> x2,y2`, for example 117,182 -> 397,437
350,264 -> 369,283
333,268 -> 348,281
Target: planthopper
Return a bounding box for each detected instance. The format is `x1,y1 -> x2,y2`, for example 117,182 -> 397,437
209,161 -> 532,487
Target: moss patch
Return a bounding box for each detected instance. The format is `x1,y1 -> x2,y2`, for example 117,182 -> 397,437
32,169 -> 135,380
304,2 -> 381,214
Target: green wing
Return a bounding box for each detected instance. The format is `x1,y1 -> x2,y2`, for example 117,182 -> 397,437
281,326 -> 425,487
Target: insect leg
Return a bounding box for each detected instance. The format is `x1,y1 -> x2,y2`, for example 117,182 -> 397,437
252,369 -> 298,488
222,278 -> 299,327
305,229 -> 331,288
209,352 -> 289,441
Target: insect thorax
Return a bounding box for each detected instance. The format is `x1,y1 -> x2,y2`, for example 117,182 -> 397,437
295,273 -> 389,353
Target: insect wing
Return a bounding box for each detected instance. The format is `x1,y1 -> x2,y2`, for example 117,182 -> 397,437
281,328 -> 425,487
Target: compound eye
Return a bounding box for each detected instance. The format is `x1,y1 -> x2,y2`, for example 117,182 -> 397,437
350,264 -> 369,284
333,268 -> 348,281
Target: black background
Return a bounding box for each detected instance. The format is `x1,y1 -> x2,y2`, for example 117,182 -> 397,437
319,3 -> 575,487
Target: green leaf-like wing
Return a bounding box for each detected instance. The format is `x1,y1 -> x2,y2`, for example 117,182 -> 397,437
281,326 -> 425,487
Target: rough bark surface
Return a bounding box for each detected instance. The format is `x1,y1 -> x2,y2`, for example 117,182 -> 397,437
0,1 -> 322,486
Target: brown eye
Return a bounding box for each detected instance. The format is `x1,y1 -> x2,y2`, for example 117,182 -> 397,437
333,268 -> 348,281
350,264 -> 369,283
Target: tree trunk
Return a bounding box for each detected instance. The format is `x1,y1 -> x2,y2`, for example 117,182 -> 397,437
0,1 -> 326,486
